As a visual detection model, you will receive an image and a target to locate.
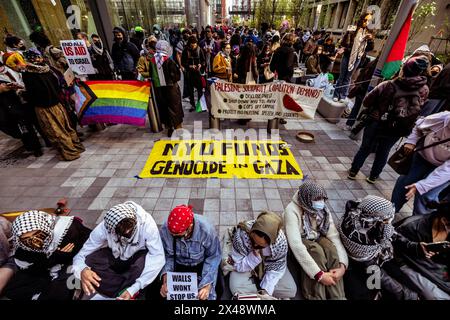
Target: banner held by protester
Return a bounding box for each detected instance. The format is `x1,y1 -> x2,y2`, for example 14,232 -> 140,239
211,80 -> 322,121
139,140 -> 303,179
60,40 -> 95,75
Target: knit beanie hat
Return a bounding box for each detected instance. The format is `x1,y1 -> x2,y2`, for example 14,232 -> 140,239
403,55 -> 429,77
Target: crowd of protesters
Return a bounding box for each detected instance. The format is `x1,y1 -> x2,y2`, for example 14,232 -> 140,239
0,12 -> 449,301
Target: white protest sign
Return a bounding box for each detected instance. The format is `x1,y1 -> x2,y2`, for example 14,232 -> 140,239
211,80 -> 323,121
60,40 -> 95,75
167,272 -> 198,300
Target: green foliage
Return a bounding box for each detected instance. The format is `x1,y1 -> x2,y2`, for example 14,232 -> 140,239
409,1 -> 437,40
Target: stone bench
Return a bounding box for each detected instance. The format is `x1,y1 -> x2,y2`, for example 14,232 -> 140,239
316,96 -> 347,124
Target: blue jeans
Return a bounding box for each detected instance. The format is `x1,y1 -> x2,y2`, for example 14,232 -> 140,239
350,121 -> 400,178
333,55 -> 360,100
391,153 -> 450,214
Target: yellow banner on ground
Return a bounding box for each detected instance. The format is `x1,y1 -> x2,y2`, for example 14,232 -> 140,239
139,140 -> 303,179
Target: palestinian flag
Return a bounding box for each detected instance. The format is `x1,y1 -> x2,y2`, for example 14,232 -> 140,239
381,8 -> 414,79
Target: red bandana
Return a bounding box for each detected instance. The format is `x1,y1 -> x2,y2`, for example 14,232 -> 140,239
167,205 -> 194,234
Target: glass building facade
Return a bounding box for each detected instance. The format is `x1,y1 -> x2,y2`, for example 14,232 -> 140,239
0,0 -> 214,52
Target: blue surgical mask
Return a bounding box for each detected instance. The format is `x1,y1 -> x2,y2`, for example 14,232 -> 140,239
312,200 -> 325,211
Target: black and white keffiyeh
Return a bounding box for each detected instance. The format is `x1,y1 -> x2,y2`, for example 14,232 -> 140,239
338,196 -> 395,265
233,219 -> 288,273
104,201 -> 139,260
297,181 -> 331,240
12,210 -> 73,257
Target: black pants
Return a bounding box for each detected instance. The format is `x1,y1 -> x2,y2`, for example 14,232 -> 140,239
186,71 -> 204,108
4,269 -> 73,300
85,247 -> 147,298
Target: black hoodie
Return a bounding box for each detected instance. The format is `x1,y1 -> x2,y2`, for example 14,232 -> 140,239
111,27 -> 140,73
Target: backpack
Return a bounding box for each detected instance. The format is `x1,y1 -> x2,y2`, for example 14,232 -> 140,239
380,81 -> 423,137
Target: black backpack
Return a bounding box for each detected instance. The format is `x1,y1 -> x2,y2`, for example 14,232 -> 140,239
380,81 -> 423,137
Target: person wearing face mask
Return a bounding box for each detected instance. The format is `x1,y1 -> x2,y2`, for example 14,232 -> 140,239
226,211 -> 297,299
137,35 -> 158,80
213,41 -> 232,82
157,205 -> 221,300
199,26 -> 219,77
72,201 -> 165,300
4,34 -> 27,56
338,195 -> 422,300
181,35 -> 206,112
111,27 -> 140,80
2,210 -> 91,300
305,45 -> 324,75
88,34 -> 114,80
257,43 -> 273,84
283,181 -> 348,300
394,202 -> 450,299
176,28 -> 192,99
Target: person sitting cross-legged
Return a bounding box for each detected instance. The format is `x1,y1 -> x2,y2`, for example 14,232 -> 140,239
158,205 -> 221,300
226,211 -> 297,299
284,181 -> 348,300
72,201 -> 165,300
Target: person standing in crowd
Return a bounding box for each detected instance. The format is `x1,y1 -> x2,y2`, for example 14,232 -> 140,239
130,26 -> 145,50
0,56 -> 42,157
158,205 -> 221,300
199,26 -> 219,77
302,31 -> 321,64
28,30 -> 68,74
176,28 -> 192,99
0,217 -> 14,296
230,29 -> 241,48
76,32 -> 91,49
270,33 -> 296,82
111,27 -> 140,80
235,42 -> 258,84
395,202 -> 450,299
4,34 -> 27,56
348,56 -> 429,184
147,40 -> 184,137
344,57 -> 378,129
391,111 -> 450,214
137,35 -> 158,79
21,50 -> 85,161
257,43 -> 273,84
333,13 -> 374,102
3,210 -> 91,300
305,45 -> 323,75
338,196 -> 421,300
213,41 -> 233,82
225,211 -> 297,299
72,201 -> 165,300
181,35 -> 206,112
284,181 -> 348,300
88,34 -> 114,80
428,63 -> 450,112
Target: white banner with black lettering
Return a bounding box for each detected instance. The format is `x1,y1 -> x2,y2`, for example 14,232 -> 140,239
167,272 -> 198,300
211,80 -> 323,120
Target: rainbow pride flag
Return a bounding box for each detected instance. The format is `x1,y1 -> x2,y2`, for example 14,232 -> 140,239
74,80 -> 151,127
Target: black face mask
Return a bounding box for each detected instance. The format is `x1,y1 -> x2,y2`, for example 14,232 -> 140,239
183,35 -> 189,41
19,45 -> 26,51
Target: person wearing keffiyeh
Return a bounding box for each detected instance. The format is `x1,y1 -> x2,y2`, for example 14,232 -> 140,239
147,40 -> 184,137
284,181 -> 348,300
227,211 -> 297,299
72,201 -> 165,300
3,210 -> 90,300
338,195 -> 421,300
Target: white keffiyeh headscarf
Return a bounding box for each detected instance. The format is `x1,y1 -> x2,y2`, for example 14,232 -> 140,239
104,202 -> 140,260
12,210 -> 73,257
154,40 -> 171,86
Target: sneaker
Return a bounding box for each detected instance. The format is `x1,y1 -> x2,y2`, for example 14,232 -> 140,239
332,97 -> 339,102
279,119 -> 287,124
366,176 -> 378,184
347,170 -> 358,180
33,149 -> 44,157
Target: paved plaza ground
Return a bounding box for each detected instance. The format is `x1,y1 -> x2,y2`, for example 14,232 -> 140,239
0,102 -> 413,238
